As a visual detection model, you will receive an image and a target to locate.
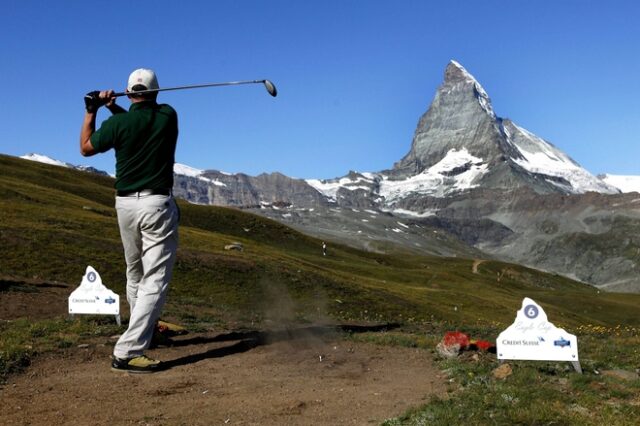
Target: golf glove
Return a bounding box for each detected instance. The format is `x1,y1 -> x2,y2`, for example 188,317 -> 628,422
84,91 -> 107,113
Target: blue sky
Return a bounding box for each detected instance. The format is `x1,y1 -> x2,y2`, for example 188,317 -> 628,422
1,1 -> 638,178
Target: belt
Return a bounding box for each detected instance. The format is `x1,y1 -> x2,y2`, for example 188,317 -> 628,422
116,188 -> 172,197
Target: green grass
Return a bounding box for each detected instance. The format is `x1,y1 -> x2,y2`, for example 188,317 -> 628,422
349,330 -> 640,425
2,154 -> 640,423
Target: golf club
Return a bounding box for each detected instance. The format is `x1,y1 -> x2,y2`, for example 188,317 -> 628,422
112,79 -> 278,98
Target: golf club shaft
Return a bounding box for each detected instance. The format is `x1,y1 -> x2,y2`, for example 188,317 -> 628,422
112,79 -> 275,97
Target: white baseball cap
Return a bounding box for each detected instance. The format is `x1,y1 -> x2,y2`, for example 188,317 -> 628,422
127,68 -> 159,92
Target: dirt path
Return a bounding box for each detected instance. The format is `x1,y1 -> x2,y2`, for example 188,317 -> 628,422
1,327 -> 446,425
472,259 -> 486,274
1,279 -> 447,425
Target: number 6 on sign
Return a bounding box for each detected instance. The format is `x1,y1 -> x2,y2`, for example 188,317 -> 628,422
525,305 -> 539,319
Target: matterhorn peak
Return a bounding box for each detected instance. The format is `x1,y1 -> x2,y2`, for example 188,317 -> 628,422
391,61 -> 618,195
393,60 -> 500,175
445,60 -> 479,84
444,60 -> 495,119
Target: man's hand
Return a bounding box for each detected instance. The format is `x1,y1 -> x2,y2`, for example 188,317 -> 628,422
84,90 -> 115,113
84,91 -> 104,113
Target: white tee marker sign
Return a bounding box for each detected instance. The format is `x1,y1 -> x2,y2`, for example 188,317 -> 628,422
497,297 -> 580,372
68,266 -> 121,325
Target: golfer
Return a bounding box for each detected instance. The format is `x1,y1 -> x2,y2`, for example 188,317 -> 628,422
79,68 -> 179,373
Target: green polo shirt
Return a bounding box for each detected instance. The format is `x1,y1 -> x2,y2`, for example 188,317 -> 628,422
90,101 -> 178,191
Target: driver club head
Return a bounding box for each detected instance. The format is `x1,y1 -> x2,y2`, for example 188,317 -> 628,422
263,80 -> 278,97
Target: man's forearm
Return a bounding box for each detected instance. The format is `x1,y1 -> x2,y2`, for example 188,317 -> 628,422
80,112 -> 97,156
107,103 -> 127,115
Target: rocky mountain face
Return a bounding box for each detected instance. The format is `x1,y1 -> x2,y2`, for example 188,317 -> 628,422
173,165 -> 328,208
16,62 -> 640,292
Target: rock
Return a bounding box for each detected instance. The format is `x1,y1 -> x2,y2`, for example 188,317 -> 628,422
436,341 -> 461,358
224,242 -> 244,251
492,363 -> 513,380
436,331 -> 470,358
600,369 -> 638,381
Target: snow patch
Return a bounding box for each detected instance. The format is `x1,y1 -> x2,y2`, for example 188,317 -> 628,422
390,209 -> 436,218
506,123 -> 618,194
306,174 -> 374,200
21,153 -> 70,168
600,174 -> 640,193
174,163 -> 203,178
379,148 -> 487,202
174,163 -> 227,187
20,153 -> 113,176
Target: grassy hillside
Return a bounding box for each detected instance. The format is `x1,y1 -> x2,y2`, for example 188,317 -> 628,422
2,154 -> 640,424
2,154 -> 637,328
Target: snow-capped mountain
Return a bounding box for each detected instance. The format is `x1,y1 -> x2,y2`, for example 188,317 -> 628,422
307,148 -> 489,203
311,60 -> 619,206
20,153 -> 111,176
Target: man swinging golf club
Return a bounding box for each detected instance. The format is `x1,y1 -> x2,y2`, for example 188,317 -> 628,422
80,68 -> 180,373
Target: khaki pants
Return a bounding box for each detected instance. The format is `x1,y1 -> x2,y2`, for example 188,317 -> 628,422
113,194 -> 179,359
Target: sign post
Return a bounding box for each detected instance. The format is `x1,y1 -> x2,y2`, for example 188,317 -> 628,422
497,298 -> 581,373
68,266 -> 121,325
